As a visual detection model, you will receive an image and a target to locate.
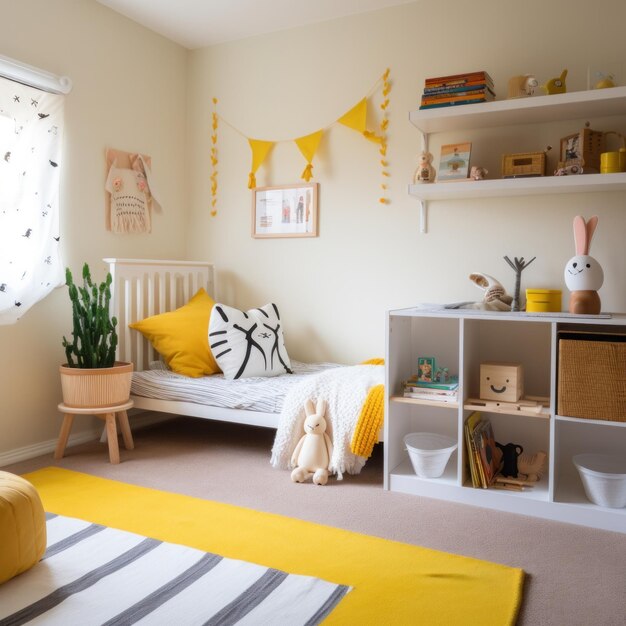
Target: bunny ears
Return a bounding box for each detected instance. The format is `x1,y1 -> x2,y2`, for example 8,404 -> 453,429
573,215 -> 598,256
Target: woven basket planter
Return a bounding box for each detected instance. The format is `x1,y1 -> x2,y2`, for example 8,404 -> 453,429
59,362 -> 133,408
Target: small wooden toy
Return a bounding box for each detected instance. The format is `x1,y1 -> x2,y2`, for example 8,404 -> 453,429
541,69 -> 568,95
506,74 -> 538,99
413,151 -> 436,184
518,450 -> 547,481
480,362 -> 524,403
558,123 -> 605,174
564,215 -> 604,314
502,151 -> 546,178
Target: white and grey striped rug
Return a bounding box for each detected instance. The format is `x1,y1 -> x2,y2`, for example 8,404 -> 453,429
0,513 -> 350,625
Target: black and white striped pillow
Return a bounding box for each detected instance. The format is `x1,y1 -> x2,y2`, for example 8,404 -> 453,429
208,303 -> 293,380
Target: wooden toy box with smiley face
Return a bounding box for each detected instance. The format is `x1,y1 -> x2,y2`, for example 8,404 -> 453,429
480,362 -> 524,402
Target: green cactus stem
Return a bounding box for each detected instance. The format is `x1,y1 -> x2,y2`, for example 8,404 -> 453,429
61,263 -> 118,368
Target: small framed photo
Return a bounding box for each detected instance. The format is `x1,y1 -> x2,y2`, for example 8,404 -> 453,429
560,133 -> 581,163
252,183 -> 318,238
438,142 -> 472,181
417,356 -> 436,382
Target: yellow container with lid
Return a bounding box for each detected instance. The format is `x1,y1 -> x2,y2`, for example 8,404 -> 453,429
525,289 -> 562,313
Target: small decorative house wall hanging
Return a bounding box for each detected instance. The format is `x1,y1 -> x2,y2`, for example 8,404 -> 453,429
105,148 -> 160,234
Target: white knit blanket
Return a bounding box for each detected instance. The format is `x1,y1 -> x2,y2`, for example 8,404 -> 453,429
270,364 -> 384,479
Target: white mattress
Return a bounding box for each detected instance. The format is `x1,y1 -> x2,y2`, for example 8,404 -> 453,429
131,361 -> 341,414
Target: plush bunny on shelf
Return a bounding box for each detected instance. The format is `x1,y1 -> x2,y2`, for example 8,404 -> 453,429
290,398 -> 334,485
564,215 -> 604,314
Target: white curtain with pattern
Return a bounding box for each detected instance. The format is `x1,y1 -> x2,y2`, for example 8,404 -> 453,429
0,76 -> 64,324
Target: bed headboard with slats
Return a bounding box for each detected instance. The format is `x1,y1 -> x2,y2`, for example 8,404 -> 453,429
104,258 -> 215,372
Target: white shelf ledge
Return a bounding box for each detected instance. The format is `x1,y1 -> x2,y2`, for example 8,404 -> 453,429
409,172 -> 626,201
409,86 -> 626,133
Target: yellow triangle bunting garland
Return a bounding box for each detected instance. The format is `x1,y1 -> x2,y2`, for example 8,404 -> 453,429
378,68 -> 391,204
211,69 -> 391,211
248,139 -> 274,189
337,98 -> 367,134
210,98 -> 219,216
295,130 -> 324,182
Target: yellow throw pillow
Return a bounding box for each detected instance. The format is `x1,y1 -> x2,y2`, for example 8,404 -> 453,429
129,288 -> 220,377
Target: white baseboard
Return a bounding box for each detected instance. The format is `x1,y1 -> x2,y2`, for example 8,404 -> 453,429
0,429 -> 100,468
0,411 -> 174,468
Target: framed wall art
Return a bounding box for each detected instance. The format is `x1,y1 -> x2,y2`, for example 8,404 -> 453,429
437,142 -> 472,181
252,183 -> 318,238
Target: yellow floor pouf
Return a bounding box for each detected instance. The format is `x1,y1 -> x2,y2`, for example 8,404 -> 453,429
0,471 -> 46,585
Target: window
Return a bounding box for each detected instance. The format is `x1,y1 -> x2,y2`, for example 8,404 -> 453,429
0,76 -> 65,324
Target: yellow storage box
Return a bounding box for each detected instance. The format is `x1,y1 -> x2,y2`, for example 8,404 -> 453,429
526,289 -> 562,313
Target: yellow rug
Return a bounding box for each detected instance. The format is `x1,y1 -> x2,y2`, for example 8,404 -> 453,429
24,467 -> 524,625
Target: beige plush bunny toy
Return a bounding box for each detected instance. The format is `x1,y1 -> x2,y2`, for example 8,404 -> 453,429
290,398 -> 334,485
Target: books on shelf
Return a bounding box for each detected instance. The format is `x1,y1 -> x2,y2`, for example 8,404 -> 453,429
425,70 -> 494,88
423,82 -> 495,95
419,99 -> 493,110
420,70 -> 496,110
464,412 -> 501,488
402,373 -> 459,402
405,376 -> 458,390
403,391 -> 458,402
422,88 -> 495,102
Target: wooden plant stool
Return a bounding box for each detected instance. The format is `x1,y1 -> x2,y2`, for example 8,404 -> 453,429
54,400 -> 134,464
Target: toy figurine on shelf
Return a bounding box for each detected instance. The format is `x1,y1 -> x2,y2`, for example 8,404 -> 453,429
593,72 -> 616,89
413,150 -> 436,184
470,166 -> 488,180
434,367 -> 450,383
541,69 -> 568,95
517,450 -> 547,482
444,272 -> 513,311
506,74 -> 538,99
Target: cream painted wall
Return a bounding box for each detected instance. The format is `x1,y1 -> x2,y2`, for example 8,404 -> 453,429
0,0 -> 188,456
186,0 -> 626,366
2,0 -> 626,460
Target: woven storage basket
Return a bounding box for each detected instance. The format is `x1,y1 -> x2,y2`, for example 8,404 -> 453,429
59,361 -> 133,408
558,338 -> 626,421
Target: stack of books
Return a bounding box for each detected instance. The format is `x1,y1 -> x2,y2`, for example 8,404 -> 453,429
464,412 -> 500,488
419,71 -> 495,110
402,376 -> 459,403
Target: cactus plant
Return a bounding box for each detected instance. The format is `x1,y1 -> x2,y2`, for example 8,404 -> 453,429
61,263 -> 118,368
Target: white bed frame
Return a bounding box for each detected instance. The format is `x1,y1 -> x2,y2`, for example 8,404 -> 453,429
105,258 -> 280,429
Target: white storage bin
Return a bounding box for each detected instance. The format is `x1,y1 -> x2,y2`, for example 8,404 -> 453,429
573,453 -> 626,508
404,432 -> 457,479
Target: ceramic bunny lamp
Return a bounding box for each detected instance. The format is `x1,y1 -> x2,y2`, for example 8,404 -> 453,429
564,215 -> 604,314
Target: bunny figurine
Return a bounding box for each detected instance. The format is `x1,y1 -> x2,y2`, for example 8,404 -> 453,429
290,398 -> 334,485
564,215 -> 604,314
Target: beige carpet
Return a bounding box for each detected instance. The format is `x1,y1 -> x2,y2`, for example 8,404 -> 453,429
5,415 -> 626,625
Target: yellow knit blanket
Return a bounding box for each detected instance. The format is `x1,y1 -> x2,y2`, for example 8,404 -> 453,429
350,359 -> 384,458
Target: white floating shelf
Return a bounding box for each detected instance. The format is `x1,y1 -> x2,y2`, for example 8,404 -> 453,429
409,86 -> 626,134
409,172 -> 626,201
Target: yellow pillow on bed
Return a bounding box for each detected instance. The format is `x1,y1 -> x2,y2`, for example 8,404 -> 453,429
129,288 -> 220,378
